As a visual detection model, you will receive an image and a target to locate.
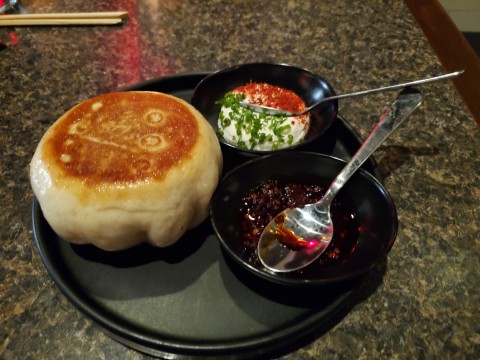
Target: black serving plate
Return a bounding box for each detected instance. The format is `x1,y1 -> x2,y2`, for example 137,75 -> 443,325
32,72 -> 382,359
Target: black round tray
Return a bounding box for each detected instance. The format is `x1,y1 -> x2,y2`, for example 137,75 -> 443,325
32,73 -> 380,359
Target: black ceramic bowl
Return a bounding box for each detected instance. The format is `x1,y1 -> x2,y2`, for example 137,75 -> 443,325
210,152 -> 398,286
191,63 -> 338,155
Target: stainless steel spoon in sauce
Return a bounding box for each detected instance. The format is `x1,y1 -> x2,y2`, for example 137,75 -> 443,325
257,87 -> 423,273
240,71 -> 461,117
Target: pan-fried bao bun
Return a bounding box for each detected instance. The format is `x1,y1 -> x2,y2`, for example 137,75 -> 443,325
30,91 -> 222,251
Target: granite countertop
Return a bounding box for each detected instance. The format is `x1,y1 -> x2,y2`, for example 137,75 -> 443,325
1,0 -> 479,359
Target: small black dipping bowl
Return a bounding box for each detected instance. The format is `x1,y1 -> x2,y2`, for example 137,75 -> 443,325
191,63 -> 338,156
210,152 -> 398,287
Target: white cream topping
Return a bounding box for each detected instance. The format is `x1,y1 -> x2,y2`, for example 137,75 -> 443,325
218,91 -> 310,151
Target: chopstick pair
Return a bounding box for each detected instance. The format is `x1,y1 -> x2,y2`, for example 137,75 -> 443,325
0,11 -> 128,26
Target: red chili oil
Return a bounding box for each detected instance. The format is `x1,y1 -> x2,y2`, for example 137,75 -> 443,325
239,179 -> 360,268
270,211 -> 308,250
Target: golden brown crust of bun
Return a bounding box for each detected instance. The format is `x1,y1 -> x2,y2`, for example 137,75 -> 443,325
30,91 -> 222,250
43,92 -> 199,186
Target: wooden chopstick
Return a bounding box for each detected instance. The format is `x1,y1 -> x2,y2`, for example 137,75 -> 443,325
0,12 -> 128,19
0,11 -> 128,26
0,18 -> 123,26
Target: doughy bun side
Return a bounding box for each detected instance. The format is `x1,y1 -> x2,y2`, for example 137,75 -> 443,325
30,91 -> 222,251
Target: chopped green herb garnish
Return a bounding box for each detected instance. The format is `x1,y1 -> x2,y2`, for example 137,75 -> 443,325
216,91 -> 305,151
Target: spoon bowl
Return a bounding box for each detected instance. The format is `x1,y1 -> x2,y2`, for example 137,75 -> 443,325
258,196 -> 334,272
258,88 -> 423,272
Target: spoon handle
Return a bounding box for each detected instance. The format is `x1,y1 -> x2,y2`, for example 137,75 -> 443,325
305,71 -> 460,115
320,87 -> 423,205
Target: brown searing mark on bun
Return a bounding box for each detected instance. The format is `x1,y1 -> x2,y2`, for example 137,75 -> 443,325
43,92 -> 199,186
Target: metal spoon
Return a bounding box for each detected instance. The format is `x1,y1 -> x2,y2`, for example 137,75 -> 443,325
240,71 -> 460,117
257,87 -> 423,273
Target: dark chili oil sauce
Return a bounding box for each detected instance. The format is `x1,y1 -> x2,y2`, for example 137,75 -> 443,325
239,179 -> 360,269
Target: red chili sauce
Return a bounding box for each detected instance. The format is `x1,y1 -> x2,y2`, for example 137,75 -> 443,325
233,82 -> 307,113
239,179 -> 360,267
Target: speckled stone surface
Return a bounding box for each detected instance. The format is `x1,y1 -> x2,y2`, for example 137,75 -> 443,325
1,0 -> 479,359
